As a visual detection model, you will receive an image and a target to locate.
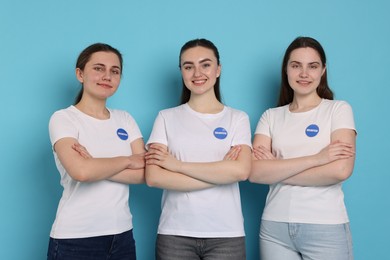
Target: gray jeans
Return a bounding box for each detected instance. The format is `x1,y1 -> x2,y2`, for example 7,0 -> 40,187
156,234 -> 246,260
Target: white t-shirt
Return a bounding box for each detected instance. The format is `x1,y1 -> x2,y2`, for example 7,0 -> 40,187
49,106 -> 142,238
255,99 -> 356,224
147,103 -> 251,237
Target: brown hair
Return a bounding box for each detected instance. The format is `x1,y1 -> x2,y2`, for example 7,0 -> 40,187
278,36 -> 333,106
179,38 -> 222,104
74,43 -> 123,104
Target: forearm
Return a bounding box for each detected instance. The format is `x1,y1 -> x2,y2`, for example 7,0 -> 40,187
179,160 -> 249,185
249,155 -> 320,185
282,157 -> 355,186
283,130 -> 356,186
177,146 -> 252,185
108,168 -> 145,184
69,156 -> 132,182
145,165 -> 214,192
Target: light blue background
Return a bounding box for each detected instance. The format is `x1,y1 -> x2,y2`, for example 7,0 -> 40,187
1,1 -> 389,259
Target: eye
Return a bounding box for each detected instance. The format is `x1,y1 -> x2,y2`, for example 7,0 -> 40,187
183,65 -> 193,71
112,69 -> 121,75
201,63 -> 211,69
94,66 -> 104,72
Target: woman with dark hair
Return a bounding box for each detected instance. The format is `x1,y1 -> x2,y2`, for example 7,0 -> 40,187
47,43 -> 145,260
249,37 -> 356,260
145,38 -> 251,259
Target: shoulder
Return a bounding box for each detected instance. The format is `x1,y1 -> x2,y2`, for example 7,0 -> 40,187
158,104 -> 185,117
50,106 -> 77,122
109,108 -> 134,119
321,99 -> 350,106
225,106 -> 249,119
321,99 -> 353,112
107,108 -> 142,129
262,105 -> 288,118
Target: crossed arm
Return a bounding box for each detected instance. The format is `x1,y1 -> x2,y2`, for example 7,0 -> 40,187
144,143 -> 252,192
249,128 -> 356,186
54,137 -> 146,184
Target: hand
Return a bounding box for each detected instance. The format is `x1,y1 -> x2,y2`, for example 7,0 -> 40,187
72,142 -> 92,159
316,140 -> 355,165
253,145 -> 275,160
224,145 -> 241,161
128,153 -> 145,169
145,144 -> 181,172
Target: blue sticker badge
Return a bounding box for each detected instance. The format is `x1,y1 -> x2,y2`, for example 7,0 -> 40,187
305,124 -> 319,137
117,128 -> 129,140
214,127 -> 228,140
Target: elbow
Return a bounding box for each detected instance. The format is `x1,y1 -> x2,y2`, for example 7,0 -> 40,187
236,164 -> 251,182
248,173 -> 264,184
248,163 -> 260,183
145,167 -> 160,188
333,160 -> 354,182
145,176 -> 156,188
68,163 -> 100,182
248,173 -> 257,183
70,171 -> 94,182
248,170 -> 274,185
145,177 -> 160,188
336,166 -> 354,182
138,175 -> 146,184
133,170 -> 146,184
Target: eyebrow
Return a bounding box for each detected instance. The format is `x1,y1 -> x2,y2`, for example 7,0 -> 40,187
181,58 -> 213,66
289,61 -> 321,65
93,63 -> 121,70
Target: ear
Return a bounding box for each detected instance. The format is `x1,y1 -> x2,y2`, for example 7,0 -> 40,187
321,65 -> 326,77
75,68 -> 84,83
217,64 -> 221,78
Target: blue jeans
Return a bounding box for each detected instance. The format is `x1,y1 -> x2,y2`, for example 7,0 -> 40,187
260,220 -> 353,260
47,229 -> 136,260
156,234 -> 246,260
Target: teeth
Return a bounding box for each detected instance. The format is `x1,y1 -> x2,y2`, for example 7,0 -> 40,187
194,80 -> 206,84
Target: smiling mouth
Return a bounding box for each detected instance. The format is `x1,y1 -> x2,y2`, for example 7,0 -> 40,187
297,80 -> 311,85
193,79 -> 207,85
98,83 -> 112,88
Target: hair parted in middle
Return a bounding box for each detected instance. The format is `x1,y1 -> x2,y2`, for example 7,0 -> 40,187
179,38 -> 222,105
278,36 -> 334,107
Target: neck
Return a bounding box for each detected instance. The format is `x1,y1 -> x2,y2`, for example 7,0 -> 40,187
289,95 -> 322,112
187,93 -> 223,114
75,98 -> 109,119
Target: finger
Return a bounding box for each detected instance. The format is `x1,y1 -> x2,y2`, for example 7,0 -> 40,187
150,144 -> 167,152
146,159 -> 161,165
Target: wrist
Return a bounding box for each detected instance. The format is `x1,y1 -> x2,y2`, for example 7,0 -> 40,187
126,156 -> 134,169
175,161 -> 185,174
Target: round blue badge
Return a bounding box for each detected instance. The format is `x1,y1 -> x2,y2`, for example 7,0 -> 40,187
214,127 -> 228,140
305,124 -> 319,137
117,128 -> 129,140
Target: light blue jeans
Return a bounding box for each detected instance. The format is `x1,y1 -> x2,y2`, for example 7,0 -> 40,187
260,220 -> 353,260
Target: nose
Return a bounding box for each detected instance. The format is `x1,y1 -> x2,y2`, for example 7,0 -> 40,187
193,66 -> 202,77
299,67 -> 308,78
102,71 -> 111,81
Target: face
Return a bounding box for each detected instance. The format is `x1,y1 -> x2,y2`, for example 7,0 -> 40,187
76,51 -> 121,100
180,46 -> 221,97
286,47 -> 326,97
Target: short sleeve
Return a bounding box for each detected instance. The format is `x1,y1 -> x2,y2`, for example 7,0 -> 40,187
255,109 -> 271,137
123,112 -> 143,143
48,110 -> 78,148
146,111 -> 168,148
332,101 -> 356,133
231,111 -> 252,147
